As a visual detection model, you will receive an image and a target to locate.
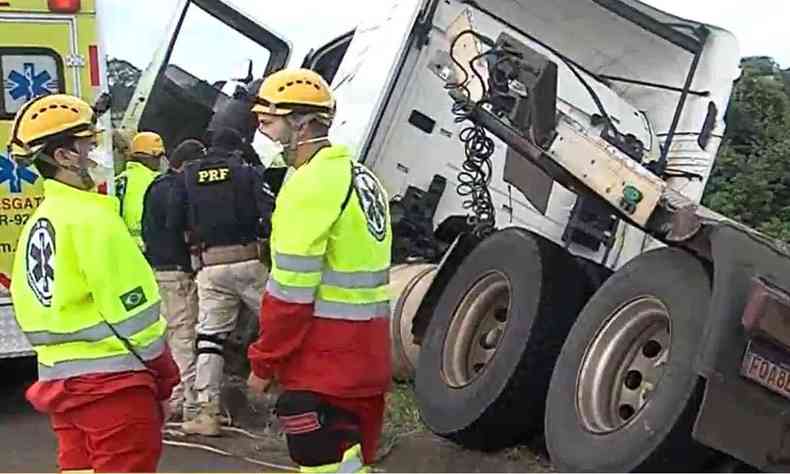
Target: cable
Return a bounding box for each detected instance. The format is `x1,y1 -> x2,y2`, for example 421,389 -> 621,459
445,30 -> 498,237
456,124 -> 496,231
162,439 -> 298,472
662,169 -> 704,181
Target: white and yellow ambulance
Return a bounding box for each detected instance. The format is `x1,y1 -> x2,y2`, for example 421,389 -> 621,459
0,0 -> 111,357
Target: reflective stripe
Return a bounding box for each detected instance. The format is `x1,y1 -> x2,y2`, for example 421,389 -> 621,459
299,444 -> 366,473
24,304 -> 161,346
337,457 -> 364,473
321,269 -> 389,289
266,279 -> 316,304
314,299 -> 390,321
275,252 -> 324,273
37,335 -> 166,380
137,334 -> 167,360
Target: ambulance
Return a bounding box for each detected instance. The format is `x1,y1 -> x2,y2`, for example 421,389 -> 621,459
0,0 -> 112,358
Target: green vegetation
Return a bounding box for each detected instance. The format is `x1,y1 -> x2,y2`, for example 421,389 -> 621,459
703,57 -> 790,240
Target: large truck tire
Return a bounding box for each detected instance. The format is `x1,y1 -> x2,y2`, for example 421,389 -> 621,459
545,247 -> 715,472
415,228 -> 592,450
389,263 -> 437,381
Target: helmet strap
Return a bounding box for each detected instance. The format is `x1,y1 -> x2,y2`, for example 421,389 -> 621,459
40,146 -> 95,189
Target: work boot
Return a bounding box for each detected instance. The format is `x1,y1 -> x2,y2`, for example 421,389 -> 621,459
167,400 -> 184,423
181,401 -> 221,436
182,403 -> 200,423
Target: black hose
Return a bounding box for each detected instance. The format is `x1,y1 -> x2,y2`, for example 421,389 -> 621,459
445,30 -> 498,237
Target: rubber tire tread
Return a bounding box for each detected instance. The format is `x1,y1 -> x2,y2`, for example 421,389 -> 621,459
545,247 -> 715,472
416,228 -> 593,450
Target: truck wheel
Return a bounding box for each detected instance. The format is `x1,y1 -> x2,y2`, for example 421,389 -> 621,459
545,247 -> 714,472
415,228 -> 591,450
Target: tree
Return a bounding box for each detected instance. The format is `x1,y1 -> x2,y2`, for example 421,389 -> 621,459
106,58 -> 142,127
702,56 -> 790,239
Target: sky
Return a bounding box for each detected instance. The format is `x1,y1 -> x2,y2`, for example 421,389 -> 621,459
99,0 -> 789,75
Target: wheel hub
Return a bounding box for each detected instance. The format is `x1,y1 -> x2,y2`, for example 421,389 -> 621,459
442,272 -> 511,388
575,296 -> 671,434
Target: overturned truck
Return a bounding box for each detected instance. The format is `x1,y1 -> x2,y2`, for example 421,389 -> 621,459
120,0 -> 789,470
387,1 -> 789,472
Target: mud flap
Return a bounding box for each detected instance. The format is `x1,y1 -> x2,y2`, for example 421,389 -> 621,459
693,224 -> 790,471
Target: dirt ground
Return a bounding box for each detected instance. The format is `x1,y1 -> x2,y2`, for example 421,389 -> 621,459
159,376 -> 554,473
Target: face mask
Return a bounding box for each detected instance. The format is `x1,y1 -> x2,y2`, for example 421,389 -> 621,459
84,149 -> 113,191
252,131 -> 287,168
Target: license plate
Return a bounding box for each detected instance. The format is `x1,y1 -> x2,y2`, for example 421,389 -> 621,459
741,341 -> 790,400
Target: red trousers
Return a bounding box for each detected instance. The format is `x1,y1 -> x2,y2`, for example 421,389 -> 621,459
50,387 -> 163,472
318,393 -> 386,465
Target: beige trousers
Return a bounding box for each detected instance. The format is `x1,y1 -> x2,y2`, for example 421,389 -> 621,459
155,270 -> 199,413
194,259 -> 269,404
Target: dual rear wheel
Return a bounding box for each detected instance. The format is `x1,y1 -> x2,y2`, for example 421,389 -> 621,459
416,229 -> 715,471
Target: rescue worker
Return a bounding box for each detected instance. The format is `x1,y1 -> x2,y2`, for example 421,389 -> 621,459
247,68 -> 393,472
141,138 -> 207,422
7,94 -> 179,472
116,131 -> 165,248
170,127 -> 275,436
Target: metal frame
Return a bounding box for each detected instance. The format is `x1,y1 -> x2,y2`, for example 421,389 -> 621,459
589,0 -> 709,172
590,0 -> 702,53
151,0 -> 292,102
189,0 -> 291,75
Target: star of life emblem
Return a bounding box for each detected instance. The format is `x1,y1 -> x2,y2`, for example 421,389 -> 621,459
26,218 -> 56,307
351,163 -> 387,242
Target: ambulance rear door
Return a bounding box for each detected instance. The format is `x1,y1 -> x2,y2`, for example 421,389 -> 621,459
0,2 -> 79,301
0,0 -> 82,357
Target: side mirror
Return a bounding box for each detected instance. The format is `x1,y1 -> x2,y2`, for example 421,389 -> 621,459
93,92 -> 112,117
231,59 -> 254,85
698,102 -> 718,150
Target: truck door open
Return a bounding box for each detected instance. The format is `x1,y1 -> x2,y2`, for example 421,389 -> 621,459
119,0 -> 291,153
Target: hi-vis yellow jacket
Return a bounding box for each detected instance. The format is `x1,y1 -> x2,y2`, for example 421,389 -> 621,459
248,144 -> 393,400
115,161 -> 159,248
266,144 -> 392,318
11,180 -> 167,381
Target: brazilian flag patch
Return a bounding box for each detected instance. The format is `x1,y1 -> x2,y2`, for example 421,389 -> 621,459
120,286 -> 147,311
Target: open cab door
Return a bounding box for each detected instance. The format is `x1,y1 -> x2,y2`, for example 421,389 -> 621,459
119,0 -> 291,154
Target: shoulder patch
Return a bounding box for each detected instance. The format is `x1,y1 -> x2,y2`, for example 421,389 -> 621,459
351,163 -> 388,242
196,166 -> 231,185
120,286 -> 148,312
26,218 -> 56,307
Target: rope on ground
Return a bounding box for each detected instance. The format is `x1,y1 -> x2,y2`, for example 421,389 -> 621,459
221,425 -> 265,439
164,422 -> 265,440
163,439 -> 298,472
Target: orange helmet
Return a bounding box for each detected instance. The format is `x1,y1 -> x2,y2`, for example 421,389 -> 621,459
252,68 -> 335,125
130,131 -> 166,158
7,94 -> 101,162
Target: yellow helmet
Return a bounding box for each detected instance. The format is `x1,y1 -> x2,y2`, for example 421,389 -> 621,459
8,94 -> 100,159
252,68 -> 335,120
131,131 -> 166,158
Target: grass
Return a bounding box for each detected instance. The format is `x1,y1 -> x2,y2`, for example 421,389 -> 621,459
376,381 -> 425,462
383,381 -> 424,436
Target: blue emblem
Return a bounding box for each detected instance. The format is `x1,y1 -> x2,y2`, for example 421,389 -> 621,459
5,62 -> 58,103
0,154 -> 38,193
